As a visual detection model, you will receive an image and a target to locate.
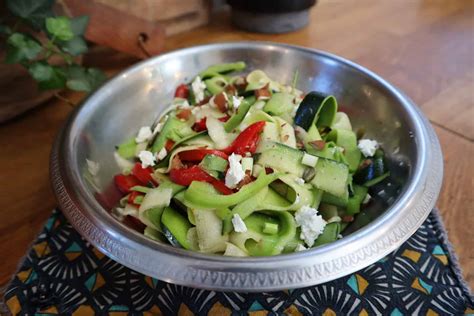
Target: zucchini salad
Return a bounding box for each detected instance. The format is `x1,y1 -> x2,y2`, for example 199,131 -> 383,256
112,62 -> 390,256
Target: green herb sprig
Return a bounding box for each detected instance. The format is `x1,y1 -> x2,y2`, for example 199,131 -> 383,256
1,0 -> 106,93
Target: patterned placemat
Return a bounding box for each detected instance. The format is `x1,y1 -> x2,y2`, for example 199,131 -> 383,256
2,209 -> 473,315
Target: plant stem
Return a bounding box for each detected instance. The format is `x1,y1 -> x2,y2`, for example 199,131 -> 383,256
44,39 -> 73,65
54,92 -> 75,107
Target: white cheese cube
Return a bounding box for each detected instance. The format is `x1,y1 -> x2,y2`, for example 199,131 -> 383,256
138,150 -> 156,168
135,126 -> 153,143
295,205 -> 327,247
294,177 -> 305,185
225,153 -> 245,189
232,214 -> 247,233
358,139 -> 379,157
191,76 -> 206,103
295,244 -> 307,252
301,153 -> 319,167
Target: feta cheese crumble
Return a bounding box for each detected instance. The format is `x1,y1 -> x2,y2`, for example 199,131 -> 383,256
156,147 -> 167,161
295,244 -> 307,252
231,214 -> 247,233
225,153 -> 245,189
135,126 -> 153,143
295,205 -> 327,247
358,139 -> 379,157
232,95 -> 243,110
191,76 -> 206,103
86,159 -> 100,176
138,150 -> 156,168
301,153 -> 319,167
294,177 -> 305,185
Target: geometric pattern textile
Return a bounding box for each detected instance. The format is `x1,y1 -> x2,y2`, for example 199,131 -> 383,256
3,209 -> 473,315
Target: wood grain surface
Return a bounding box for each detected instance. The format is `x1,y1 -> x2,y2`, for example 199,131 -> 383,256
0,0 -> 472,292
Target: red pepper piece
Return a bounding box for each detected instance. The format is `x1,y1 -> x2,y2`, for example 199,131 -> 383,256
124,215 -> 146,232
193,118 -> 207,132
179,149 -> 228,162
114,174 -> 141,194
192,115 -> 229,132
127,190 -> 144,205
174,84 -> 189,99
170,155 -> 184,170
169,165 -> 232,195
218,115 -> 230,122
95,182 -> 124,210
170,165 -> 215,186
132,163 -> 157,186
224,121 -> 266,155
165,139 -> 175,151
265,167 -> 274,174
211,179 -> 233,195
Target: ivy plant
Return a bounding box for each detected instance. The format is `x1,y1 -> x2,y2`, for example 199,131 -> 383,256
1,0 -> 106,93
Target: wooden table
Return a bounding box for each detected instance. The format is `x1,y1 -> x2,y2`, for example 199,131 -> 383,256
1,0 -> 473,291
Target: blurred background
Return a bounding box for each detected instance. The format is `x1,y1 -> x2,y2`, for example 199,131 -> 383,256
0,0 -> 472,292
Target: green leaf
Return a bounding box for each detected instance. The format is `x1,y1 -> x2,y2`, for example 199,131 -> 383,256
28,62 -> 66,90
5,33 -> 42,64
70,16 -> 90,36
66,78 -> 90,91
65,65 -> 89,91
6,0 -> 54,29
56,16 -> 90,56
59,37 -> 88,56
46,17 -> 74,41
66,65 -> 106,92
86,68 -> 107,90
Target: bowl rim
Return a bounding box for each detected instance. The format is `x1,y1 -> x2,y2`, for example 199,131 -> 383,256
51,41 -> 443,291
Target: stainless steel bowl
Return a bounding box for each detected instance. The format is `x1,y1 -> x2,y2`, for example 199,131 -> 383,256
51,42 -> 443,291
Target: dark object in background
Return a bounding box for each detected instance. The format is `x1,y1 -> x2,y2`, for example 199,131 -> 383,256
227,0 -> 317,33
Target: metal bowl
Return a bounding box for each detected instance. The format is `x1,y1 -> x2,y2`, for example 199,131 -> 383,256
51,42 -> 443,291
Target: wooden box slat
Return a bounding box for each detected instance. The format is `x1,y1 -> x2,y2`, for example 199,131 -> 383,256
96,0 -> 211,35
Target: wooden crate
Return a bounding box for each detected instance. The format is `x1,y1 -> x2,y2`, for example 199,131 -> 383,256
96,0 -> 211,36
